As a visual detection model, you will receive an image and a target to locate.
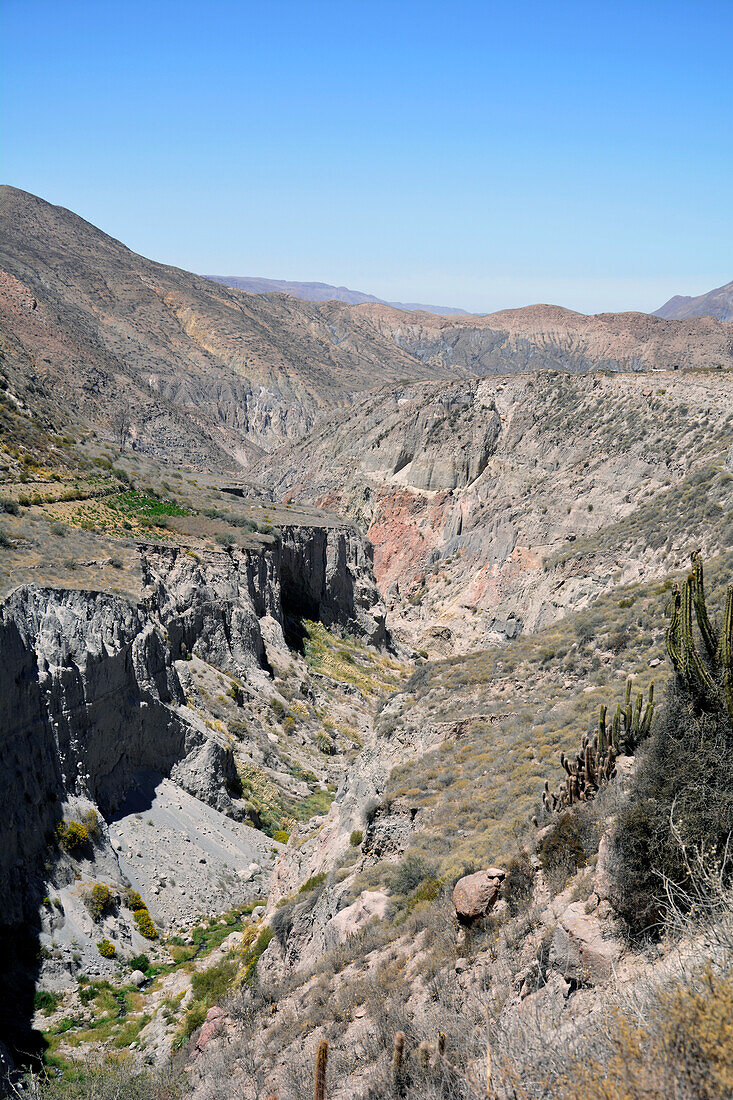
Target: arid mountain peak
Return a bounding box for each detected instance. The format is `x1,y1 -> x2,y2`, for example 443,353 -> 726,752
655,277 -> 733,321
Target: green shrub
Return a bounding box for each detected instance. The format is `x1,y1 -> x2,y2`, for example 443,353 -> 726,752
133,907 -> 158,940
128,953 -> 150,972
190,956 -> 237,1003
34,990 -> 62,1015
390,855 -> 438,896
56,820 -> 89,852
612,684 -> 733,936
350,829 -> 363,847
408,876 -> 443,909
299,871 -> 327,894
242,926 -> 274,984
86,883 -> 114,921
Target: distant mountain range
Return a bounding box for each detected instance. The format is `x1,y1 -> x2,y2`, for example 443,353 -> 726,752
2,185 -> 732,475
655,279 -> 733,322
206,275 -> 469,316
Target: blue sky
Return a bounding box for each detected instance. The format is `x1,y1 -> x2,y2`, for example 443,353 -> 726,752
2,0 -> 731,314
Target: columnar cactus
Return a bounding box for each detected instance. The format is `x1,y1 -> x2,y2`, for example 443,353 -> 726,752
314,1040 -> 328,1100
541,679 -> 654,816
665,551 -> 733,725
392,1032 -> 406,1097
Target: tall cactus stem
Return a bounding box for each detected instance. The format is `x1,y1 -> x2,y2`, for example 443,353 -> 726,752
692,551 -> 719,660
314,1040 -> 328,1100
681,572 -> 716,697
721,586 -> 733,727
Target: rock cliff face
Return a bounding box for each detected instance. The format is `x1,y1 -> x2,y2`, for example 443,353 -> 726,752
0,586 -> 236,926
257,371 -> 733,655
1,524 -> 386,920
139,524 -> 388,674
0,519 -> 388,1057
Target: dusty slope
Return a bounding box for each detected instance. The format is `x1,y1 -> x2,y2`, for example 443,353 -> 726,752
0,187 -> 456,468
257,370 -> 733,654
3,187 -> 732,474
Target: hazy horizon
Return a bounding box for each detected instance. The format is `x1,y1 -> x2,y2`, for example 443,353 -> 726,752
2,0 -> 731,315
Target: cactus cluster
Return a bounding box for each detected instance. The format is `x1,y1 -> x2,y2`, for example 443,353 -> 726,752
666,550 -> 733,725
309,1029 -> 493,1097
541,678 -> 654,815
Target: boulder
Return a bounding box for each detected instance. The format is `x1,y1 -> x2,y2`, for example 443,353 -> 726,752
549,902 -> 622,985
130,970 -> 146,987
452,867 -> 505,922
251,905 -> 266,922
193,1005 -> 226,1058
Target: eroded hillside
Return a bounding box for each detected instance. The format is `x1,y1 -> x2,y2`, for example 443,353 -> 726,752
2,188 -> 732,474
257,370 -> 733,654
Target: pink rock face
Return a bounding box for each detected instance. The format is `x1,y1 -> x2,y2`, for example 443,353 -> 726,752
193,1005 -> 226,1058
452,868 -> 505,921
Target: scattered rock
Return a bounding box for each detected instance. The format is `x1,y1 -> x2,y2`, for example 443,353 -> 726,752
452,867 -> 505,922
324,891 -> 389,949
549,902 -> 622,985
192,1005 -> 226,1059
251,906 -> 266,922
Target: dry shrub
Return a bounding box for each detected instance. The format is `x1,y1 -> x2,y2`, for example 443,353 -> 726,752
554,966 -> 733,1100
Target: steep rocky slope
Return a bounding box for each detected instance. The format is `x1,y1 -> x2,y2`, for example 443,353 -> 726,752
180,552 -> 733,1100
655,277 -> 733,321
0,187 -> 452,468
257,370 -> 733,654
358,300 -> 733,374
3,187 -> 732,474
0,514 -> 396,1066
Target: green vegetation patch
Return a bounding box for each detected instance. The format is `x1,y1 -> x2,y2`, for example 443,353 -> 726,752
302,619 -> 405,697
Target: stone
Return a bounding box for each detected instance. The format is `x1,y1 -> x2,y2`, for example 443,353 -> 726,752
452,867 -> 505,922
130,970 -> 146,987
192,1005 -> 226,1058
251,906 -> 266,922
549,902 -> 622,985
323,891 -> 389,949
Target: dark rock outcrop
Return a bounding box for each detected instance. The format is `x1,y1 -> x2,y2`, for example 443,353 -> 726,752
140,524 -> 388,676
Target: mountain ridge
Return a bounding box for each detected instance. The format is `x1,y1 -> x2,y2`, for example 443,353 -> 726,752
1,184 -> 732,476
206,274 -> 469,315
654,277 -> 733,321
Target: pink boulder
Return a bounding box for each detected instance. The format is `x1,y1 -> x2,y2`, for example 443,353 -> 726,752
452,867 -> 505,922
193,1005 -> 226,1058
